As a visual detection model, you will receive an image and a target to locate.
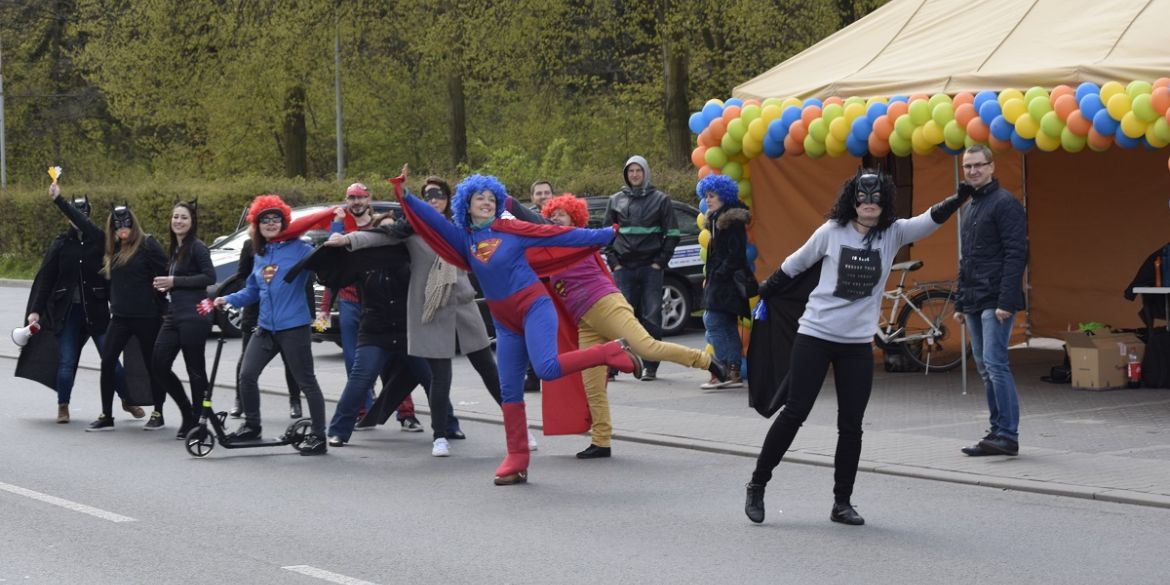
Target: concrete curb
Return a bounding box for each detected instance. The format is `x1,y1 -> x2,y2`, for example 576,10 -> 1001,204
6,351 -> 1169,510
0,279 -> 33,289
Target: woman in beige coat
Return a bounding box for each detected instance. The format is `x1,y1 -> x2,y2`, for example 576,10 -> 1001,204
330,176 -> 522,457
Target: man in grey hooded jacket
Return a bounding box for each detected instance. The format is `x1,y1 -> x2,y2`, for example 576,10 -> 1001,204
603,156 -> 680,380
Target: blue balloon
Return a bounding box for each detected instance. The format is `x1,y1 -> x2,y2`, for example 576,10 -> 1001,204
688,112 -> 706,135
725,97 -> 744,108
763,135 -> 785,158
702,102 -> 724,125
889,95 -> 909,104
745,244 -> 758,263
1115,131 -> 1140,149
1142,137 -> 1156,150
1092,109 -> 1118,135
989,115 -> 1013,141
780,105 -> 802,128
865,102 -> 888,124
802,97 -> 823,109
1079,94 -> 1105,121
846,134 -> 868,157
978,100 -> 1003,125
850,117 -> 873,142
941,145 -> 963,155
973,90 -> 998,112
699,198 -> 708,214
766,119 -> 788,142
1009,130 -> 1035,152
1074,82 -> 1100,103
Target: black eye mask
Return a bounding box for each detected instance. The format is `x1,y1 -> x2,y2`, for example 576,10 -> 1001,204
423,187 -> 447,201
112,206 -> 133,230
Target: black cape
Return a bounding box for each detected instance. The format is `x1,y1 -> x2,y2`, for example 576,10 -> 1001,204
747,260 -> 822,418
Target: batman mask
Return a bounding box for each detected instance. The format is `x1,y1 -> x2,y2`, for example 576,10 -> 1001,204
112,205 -> 133,230
855,173 -> 883,205
72,196 -> 91,217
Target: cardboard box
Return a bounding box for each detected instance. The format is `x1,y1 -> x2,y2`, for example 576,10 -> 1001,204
1063,332 -> 1145,390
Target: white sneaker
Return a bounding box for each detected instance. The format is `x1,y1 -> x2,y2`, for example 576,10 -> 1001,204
527,431 -> 539,452
431,437 -> 450,457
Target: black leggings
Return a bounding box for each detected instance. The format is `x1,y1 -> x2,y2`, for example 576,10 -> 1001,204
237,324 -> 302,404
151,317 -> 206,422
423,346 -> 503,439
751,334 -> 874,504
101,316 -> 161,417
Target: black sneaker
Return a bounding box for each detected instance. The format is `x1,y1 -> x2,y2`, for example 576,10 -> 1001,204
745,483 -> 766,524
830,502 -> 865,526
227,424 -> 262,442
300,434 -> 328,456
228,401 -> 243,419
576,444 -> 611,459
400,416 -> 424,432
85,414 -> 114,432
641,368 -> 657,381
175,421 -> 197,440
143,411 -> 165,431
961,432 -> 997,456
978,434 -> 1019,456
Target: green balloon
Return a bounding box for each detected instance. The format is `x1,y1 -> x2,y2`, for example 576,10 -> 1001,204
704,146 -> 728,168
1040,111 -> 1065,137
1155,118 -> 1170,142
822,103 -> 844,123
894,114 -> 915,139
721,131 -> 742,155
928,93 -> 952,109
803,134 -> 827,157
943,119 -> 965,145
932,102 -> 955,127
889,131 -> 911,156
1060,127 -> 1087,152
808,118 -> 829,142
908,100 -> 931,125
740,105 -> 762,125
723,161 -> 743,181
1127,80 -> 1153,99
1024,86 -> 1049,104
1027,97 -> 1053,121
1132,94 -> 1159,122
727,118 -> 747,141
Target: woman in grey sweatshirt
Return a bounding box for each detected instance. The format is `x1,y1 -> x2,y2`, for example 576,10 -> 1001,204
744,169 -> 970,526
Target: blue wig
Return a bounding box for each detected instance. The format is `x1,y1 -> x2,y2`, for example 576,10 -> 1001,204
696,174 -> 739,207
452,174 -> 508,228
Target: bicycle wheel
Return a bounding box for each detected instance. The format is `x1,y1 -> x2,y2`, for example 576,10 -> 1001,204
895,289 -> 964,372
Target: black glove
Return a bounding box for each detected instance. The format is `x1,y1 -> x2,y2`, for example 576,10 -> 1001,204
957,182 -> 977,201
930,188 -> 971,224
757,267 -> 794,300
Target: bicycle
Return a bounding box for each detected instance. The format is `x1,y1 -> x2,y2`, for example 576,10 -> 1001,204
873,259 -> 963,373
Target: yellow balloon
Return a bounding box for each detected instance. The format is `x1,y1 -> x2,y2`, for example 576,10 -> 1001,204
742,138 -> 763,159
781,97 -> 802,110
844,102 -> 866,122
698,229 -> 711,247
748,117 -> 768,142
741,164 -> 751,180
1120,111 -> 1147,139
1034,130 -> 1060,152
911,126 -> 933,154
824,132 -> 847,156
998,88 -> 1024,106
866,96 -> 889,107
1100,81 -> 1125,104
696,213 -> 706,230
761,104 -> 783,123
1014,113 -> 1039,139
1146,122 -> 1170,148
829,116 -> 850,141
700,246 -> 708,262
1106,93 -> 1132,121
1002,98 -> 1026,123
922,120 -> 944,144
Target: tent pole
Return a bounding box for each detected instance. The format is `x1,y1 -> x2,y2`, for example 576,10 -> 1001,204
954,155 -> 967,395
1020,151 -> 1031,343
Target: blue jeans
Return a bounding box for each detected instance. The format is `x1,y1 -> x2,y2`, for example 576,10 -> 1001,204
55,304 -> 128,405
966,309 -> 1019,441
702,310 -> 741,367
328,344 -> 432,442
338,298 -> 374,410
615,264 -> 664,370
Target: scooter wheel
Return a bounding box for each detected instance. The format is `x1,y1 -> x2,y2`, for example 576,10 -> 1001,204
185,427 -> 216,458
287,419 -> 313,452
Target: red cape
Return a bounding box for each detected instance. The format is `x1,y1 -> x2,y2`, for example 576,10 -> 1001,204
269,207 -> 337,243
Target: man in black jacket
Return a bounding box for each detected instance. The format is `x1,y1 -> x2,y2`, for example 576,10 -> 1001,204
952,145 -> 1028,457
603,156 -> 680,380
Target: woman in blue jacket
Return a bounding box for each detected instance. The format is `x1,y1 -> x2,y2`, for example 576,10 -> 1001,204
214,195 -> 328,455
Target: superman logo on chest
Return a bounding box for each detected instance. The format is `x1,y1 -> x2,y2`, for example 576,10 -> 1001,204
471,238 -> 503,264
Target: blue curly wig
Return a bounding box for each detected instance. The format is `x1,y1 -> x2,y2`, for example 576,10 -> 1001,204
452,174 -> 508,228
696,174 -> 739,207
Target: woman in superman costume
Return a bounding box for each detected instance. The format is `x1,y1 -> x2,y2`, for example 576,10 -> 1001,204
391,170 -> 643,485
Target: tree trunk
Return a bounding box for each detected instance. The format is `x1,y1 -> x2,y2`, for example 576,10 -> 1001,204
448,72 -> 467,167
282,85 -> 308,178
663,42 -> 690,169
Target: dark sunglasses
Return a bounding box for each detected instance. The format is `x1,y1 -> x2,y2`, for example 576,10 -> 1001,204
258,215 -> 283,225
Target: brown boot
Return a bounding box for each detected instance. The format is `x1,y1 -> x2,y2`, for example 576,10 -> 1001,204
57,404 -> 70,424
122,400 -> 146,419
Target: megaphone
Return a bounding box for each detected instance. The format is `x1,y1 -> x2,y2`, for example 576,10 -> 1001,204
12,322 -> 41,347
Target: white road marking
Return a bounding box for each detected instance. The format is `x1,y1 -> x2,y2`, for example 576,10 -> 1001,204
282,566 -> 381,585
0,481 -> 136,523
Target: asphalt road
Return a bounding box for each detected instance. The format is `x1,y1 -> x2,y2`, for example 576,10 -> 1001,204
2,366 -> 1167,585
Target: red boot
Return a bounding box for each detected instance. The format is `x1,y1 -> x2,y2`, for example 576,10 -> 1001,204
557,339 -> 644,379
494,402 -> 531,486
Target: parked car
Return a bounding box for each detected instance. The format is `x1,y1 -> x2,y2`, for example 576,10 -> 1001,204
208,196 -> 704,343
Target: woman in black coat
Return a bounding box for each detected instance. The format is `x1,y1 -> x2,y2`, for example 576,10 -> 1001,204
699,174 -> 752,389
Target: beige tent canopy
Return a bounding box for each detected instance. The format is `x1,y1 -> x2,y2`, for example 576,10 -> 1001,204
735,0 -> 1170,101
728,0 -> 1170,337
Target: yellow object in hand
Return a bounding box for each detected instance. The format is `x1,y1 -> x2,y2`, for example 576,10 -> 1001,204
47,166 -> 63,183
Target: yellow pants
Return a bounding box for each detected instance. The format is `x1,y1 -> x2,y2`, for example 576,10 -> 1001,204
577,293 -> 712,447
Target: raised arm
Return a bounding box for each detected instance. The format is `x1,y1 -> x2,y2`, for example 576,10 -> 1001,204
51,190 -> 104,243
504,196 -> 551,225
521,224 -> 614,249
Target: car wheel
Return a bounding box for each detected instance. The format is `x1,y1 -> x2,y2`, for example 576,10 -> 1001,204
660,277 -> 691,337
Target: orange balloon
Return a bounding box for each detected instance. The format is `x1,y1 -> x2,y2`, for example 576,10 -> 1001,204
800,106 -> 822,128
708,118 -> 727,139
788,120 -> 809,142
721,106 -> 742,124
744,99 -> 762,108
691,146 -> 707,168
1151,87 -> 1170,117
698,127 -> 715,147
1053,94 -> 1078,122
697,165 -> 715,179
868,132 -> 890,157
824,96 -> 844,107
783,133 -> 805,156
954,103 -> 977,127
1087,128 -> 1113,151
886,100 -> 909,120
966,117 -> 990,142
952,92 -> 975,108
988,135 -> 1012,153
1049,84 -> 1074,105
1066,110 -> 1092,136
909,93 -> 930,103
1154,77 -> 1170,90
872,116 -> 894,141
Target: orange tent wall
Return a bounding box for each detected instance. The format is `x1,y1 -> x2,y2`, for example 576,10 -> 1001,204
746,148 -> 1168,339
